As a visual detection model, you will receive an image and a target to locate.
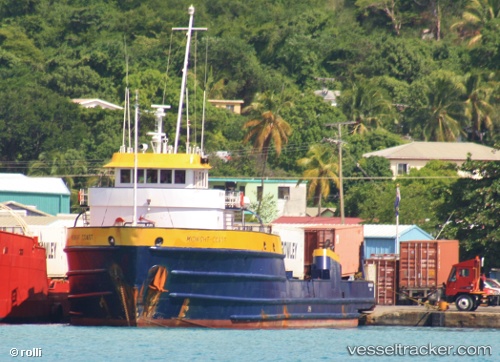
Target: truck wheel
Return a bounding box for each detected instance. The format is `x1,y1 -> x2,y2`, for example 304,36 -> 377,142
456,294 -> 474,311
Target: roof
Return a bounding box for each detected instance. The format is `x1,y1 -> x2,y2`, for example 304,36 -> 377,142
363,224 -> 433,239
0,174 -> 70,195
104,153 -> 211,169
1,201 -> 52,216
72,98 -> 123,110
272,216 -> 363,225
208,100 -> 244,105
363,142 -> 500,161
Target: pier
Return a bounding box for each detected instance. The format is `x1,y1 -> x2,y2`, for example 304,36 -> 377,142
361,305 -> 500,328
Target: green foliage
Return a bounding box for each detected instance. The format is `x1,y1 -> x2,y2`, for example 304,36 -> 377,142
438,158 -> 500,271
247,192 -> 277,224
2,0 -> 500,261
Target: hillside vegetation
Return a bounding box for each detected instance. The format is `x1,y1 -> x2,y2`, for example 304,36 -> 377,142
0,0 -> 499,266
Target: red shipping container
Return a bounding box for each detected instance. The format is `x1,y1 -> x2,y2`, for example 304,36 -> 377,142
365,255 -> 399,305
399,240 -> 459,290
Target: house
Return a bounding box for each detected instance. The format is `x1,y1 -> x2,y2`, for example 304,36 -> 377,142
208,99 -> 244,114
313,88 -> 341,106
363,142 -> 500,177
0,174 -> 71,215
72,98 -> 123,110
363,224 -> 433,258
208,178 -> 307,217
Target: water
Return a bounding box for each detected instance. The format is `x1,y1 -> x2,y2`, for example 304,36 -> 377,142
0,325 -> 499,361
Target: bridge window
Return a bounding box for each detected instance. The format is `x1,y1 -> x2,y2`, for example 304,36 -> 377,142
174,170 -> 186,184
160,170 -> 172,184
146,169 -> 158,183
120,169 -> 132,183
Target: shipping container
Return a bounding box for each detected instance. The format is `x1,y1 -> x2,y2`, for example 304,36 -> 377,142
364,255 -> 399,305
398,240 -> 459,302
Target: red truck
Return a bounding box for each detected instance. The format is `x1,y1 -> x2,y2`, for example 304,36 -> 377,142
444,256 -> 500,311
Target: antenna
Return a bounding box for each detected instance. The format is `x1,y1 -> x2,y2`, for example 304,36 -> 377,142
149,104 -> 171,154
172,6 -> 207,153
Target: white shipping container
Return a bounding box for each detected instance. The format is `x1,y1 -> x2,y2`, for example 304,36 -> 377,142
272,225 -> 304,279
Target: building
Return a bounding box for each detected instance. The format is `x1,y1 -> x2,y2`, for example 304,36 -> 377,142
209,178 -> 307,217
363,142 -> 500,177
305,207 -> 337,217
72,98 -> 123,110
313,89 -> 341,106
208,100 -> 244,114
363,224 -> 433,258
0,174 -> 71,215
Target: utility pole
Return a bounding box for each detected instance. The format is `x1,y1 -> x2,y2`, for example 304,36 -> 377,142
324,121 -> 356,224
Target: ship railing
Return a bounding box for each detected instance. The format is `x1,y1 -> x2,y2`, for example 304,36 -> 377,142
232,224 -> 272,234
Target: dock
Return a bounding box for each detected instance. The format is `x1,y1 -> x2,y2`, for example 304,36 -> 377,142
361,305 -> 500,328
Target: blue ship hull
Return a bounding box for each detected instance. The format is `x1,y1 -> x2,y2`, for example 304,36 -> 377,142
66,243 -> 375,328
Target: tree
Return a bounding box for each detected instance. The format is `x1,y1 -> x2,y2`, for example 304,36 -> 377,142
243,90 -> 293,210
407,70 -> 467,141
463,71 -> 496,143
28,149 -> 88,211
451,0 -> 500,46
338,79 -> 395,134
355,0 -> 404,35
297,144 -> 339,215
438,157 -> 500,271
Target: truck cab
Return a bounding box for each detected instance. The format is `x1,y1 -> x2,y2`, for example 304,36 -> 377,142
445,256 -> 500,311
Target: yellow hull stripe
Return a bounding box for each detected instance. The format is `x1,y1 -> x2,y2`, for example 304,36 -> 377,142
67,227 -> 283,253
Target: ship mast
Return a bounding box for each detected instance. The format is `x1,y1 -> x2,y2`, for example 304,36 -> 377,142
172,5 -> 206,154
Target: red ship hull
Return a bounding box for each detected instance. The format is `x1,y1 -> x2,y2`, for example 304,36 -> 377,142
0,230 -> 69,323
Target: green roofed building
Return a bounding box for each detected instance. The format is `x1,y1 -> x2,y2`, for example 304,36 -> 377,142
0,174 -> 71,215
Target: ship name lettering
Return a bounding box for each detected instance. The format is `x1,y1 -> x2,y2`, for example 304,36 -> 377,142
186,236 -> 226,243
282,242 -> 297,259
81,234 -> 94,240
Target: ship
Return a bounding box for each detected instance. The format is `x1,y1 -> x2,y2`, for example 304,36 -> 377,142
0,206 -> 69,323
64,6 -> 375,328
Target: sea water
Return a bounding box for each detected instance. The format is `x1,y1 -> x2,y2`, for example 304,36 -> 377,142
0,325 -> 499,361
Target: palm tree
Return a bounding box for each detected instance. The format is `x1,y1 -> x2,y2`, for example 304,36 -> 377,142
339,80 -> 395,135
28,149 -> 88,208
451,0 -> 500,46
243,91 -> 293,209
417,71 -> 467,141
464,72 -> 496,142
297,144 -> 339,216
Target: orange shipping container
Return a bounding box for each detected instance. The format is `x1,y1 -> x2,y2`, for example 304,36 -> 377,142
304,225 -> 363,277
399,240 -> 459,290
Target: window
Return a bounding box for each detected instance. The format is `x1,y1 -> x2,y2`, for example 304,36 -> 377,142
120,169 -> 132,184
160,170 -> 172,184
137,169 -> 145,183
278,186 -> 290,200
257,186 -> 262,201
459,268 -> 470,277
397,163 -> 409,175
174,170 -> 186,184
146,169 -> 158,183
